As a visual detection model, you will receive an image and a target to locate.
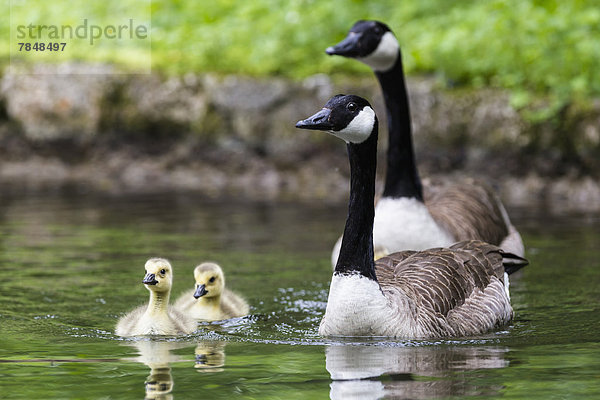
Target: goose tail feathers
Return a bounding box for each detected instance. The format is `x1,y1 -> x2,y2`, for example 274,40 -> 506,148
449,239 -> 529,276
500,251 -> 529,275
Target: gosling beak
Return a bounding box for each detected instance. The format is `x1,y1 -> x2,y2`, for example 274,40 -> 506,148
295,108 -> 333,131
194,284 -> 208,299
143,273 -> 158,285
326,32 -> 362,57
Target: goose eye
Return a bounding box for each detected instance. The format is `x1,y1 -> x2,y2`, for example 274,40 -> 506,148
347,102 -> 357,112
160,269 -> 166,275
373,26 -> 382,35
209,276 -> 216,283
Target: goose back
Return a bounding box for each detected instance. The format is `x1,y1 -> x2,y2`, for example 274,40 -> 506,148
374,240 -> 522,337
425,179 -> 512,246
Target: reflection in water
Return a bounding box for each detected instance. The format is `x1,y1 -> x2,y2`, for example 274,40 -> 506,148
3,191 -> 598,399
145,366 -> 174,400
326,344 -> 508,400
123,340 -> 227,398
195,341 -> 226,372
124,341 -> 185,400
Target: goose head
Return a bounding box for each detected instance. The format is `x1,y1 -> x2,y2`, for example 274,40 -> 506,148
295,94 -> 376,144
192,262 -> 225,299
326,20 -> 399,72
142,258 -> 173,293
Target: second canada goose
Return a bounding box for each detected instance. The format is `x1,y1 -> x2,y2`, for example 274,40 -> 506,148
115,258 -> 196,336
296,94 -> 527,337
326,20 -> 524,266
174,262 -> 249,321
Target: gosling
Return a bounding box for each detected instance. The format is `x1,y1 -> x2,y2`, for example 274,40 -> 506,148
115,258 -> 196,336
174,262 -> 249,321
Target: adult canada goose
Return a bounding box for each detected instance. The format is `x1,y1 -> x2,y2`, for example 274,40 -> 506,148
296,94 -> 527,337
174,262 -> 249,321
115,258 -> 196,336
326,20 -> 524,266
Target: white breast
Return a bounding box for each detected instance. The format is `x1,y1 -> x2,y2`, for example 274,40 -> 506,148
319,274 -> 391,336
331,197 -> 456,266
373,197 -> 455,252
320,273 -> 425,337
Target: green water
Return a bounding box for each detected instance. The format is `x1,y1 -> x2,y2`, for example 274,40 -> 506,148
0,191 -> 599,399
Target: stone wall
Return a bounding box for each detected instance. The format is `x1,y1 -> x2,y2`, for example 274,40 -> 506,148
1,63 -> 599,212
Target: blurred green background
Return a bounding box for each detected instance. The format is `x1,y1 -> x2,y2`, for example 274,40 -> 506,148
4,0 -> 600,113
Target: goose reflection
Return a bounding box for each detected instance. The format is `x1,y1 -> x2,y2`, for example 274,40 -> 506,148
194,340 -> 226,372
326,344 -> 508,400
123,339 -> 228,398
123,341 -> 187,400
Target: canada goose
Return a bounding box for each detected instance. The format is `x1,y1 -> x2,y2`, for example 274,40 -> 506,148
115,258 -> 196,336
174,262 -> 249,321
326,20 -> 524,266
296,94 -> 527,337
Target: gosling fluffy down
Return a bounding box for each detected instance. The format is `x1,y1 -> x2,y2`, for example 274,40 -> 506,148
174,262 -> 249,321
115,258 -> 196,336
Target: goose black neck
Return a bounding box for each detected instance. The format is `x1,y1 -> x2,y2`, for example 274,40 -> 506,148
335,124 -> 378,281
376,52 -> 423,201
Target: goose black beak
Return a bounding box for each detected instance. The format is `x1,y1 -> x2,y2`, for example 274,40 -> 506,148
295,108 -> 333,131
194,284 -> 208,299
143,273 -> 158,285
326,32 -> 361,57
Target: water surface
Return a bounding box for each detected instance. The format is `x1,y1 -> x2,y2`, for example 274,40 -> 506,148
0,191 -> 598,399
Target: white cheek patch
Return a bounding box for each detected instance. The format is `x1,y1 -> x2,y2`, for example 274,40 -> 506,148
357,32 -> 399,72
331,106 -> 375,144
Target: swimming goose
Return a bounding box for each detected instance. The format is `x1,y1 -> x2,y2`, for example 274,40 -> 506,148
115,258 -> 196,336
296,94 -> 527,337
174,262 -> 249,321
326,20 -> 524,266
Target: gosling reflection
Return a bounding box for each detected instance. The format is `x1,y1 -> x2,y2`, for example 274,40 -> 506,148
326,344 -> 508,400
194,341 -> 226,372
124,341 -> 187,400
123,340 -> 228,398
145,366 -> 173,400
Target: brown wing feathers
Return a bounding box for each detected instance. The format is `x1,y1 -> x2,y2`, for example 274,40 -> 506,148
376,241 -> 514,319
425,180 -> 509,246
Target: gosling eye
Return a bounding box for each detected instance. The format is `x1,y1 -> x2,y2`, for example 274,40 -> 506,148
160,269 -> 166,275
209,276 -> 216,283
347,102 -> 357,112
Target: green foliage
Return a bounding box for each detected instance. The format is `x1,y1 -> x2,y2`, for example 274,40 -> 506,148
2,0 -> 599,107
397,0 -> 600,112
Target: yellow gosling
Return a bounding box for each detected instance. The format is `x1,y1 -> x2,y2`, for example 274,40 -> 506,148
175,262 -> 249,321
115,258 -> 196,336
